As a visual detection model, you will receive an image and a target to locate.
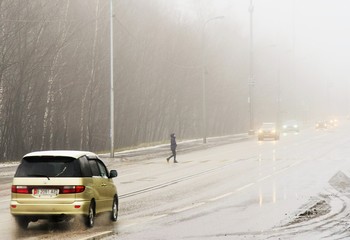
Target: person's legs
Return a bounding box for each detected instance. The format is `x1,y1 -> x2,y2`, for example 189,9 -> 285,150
167,149 -> 177,163
172,149 -> 177,163
166,154 -> 174,162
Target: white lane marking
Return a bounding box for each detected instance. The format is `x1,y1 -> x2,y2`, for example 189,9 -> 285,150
209,192 -> 233,201
79,231 -> 113,240
235,182 -> 255,192
149,214 -> 168,221
122,214 -> 168,229
289,160 -> 302,167
122,223 -> 137,229
118,172 -> 139,178
274,168 -> 287,175
172,202 -> 205,213
257,160 -> 303,183
257,175 -> 272,182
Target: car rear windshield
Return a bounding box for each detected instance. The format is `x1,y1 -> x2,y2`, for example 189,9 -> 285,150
262,123 -> 275,128
15,156 -> 82,178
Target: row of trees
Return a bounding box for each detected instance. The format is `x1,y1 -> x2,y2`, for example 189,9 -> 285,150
0,0 -> 250,161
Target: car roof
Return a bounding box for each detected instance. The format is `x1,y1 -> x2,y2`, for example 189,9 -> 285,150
23,150 -> 97,159
262,122 -> 275,125
284,120 -> 297,123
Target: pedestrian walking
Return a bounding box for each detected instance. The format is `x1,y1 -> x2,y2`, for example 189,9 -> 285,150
166,133 -> 178,163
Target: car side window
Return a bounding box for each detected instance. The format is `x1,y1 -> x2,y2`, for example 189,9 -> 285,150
97,160 -> 108,178
79,156 -> 92,177
88,159 -> 100,177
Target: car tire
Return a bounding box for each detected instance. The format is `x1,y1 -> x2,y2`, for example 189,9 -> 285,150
15,216 -> 29,229
85,201 -> 95,228
111,196 -> 118,222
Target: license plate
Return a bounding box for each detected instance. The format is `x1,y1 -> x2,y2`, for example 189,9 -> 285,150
33,188 -> 59,197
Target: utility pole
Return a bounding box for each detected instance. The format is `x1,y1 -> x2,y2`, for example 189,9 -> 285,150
110,0 -> 115,158
248,0 -> 255,135
201,16 -> 224,144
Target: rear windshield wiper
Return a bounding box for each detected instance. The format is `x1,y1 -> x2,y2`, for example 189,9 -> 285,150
27,174 -> 50,180
55,166 -> 67,177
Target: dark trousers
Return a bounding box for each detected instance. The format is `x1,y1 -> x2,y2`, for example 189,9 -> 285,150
168,148 -> 176,161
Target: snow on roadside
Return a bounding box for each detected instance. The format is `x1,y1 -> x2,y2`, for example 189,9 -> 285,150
0,162 -> 19,168
99,133 -> 248,158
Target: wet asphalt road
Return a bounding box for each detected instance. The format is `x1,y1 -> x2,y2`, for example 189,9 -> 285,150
2,123 -> 350,239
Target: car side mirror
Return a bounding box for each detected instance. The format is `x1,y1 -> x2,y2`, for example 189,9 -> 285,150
109,170 -> 118,178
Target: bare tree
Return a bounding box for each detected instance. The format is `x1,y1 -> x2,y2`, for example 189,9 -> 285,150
0,0 -> 250,161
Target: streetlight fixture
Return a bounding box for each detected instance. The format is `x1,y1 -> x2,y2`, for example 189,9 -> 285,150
202,16 -> 224,144
110,0 -> 115,158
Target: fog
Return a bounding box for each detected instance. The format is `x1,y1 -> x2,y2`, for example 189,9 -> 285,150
113,0 -> 350,122
118,0 -> 350,126
252,0 -> 350,121
0,0 -> 349,160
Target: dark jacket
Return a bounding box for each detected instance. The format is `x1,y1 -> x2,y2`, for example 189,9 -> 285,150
170,134 -> 177,150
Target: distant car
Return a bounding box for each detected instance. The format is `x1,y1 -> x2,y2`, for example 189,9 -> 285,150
315,121 -> 328,130
258,122 -> 280,141
282,120 -> 300,132
328,119 -> 338,127
10,150 -> 119,229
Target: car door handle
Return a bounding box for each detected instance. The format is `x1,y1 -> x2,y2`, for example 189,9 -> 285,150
101,183 -> 107,187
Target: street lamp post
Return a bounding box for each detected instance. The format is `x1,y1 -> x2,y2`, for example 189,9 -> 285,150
248,0 -> 255,135
202,16 -> 224,144
110,0 -> 115,158
277,46 -> 281,127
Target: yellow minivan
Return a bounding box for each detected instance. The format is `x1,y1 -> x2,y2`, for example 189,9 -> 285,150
10,150 -> 118,229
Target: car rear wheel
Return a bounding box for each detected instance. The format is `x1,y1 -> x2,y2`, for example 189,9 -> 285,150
15,216 -> 29,229
111,196 -> 118,221
85,201 -> 95,228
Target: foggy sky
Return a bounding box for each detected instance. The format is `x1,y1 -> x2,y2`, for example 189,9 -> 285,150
150,0 -> 350,121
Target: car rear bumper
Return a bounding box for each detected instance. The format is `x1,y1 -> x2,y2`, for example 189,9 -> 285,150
284,126 -> 299,131
258,134 -> 278,138
10,200 -> 90,216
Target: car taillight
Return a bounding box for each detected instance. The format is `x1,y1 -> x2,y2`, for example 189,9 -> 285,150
12,185 -> 85,194
12,185 -> 29,194
61,186 -> 85,194
75,185 -> 85,193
